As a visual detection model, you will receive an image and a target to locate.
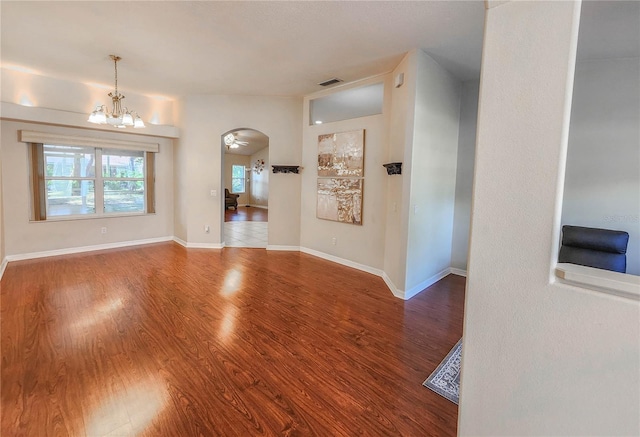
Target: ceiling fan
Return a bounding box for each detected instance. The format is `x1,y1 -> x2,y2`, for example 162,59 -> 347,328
224,133 -> 249,149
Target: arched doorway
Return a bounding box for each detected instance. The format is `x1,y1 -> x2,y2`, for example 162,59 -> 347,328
221,128 -> 269,248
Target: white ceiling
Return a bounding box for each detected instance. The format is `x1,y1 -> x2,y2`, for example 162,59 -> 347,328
224,129 -> 269,156
1,1 -> 637,102
0,1 -> 485,98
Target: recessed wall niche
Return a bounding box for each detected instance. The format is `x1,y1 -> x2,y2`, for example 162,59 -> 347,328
309,82 -> 384,126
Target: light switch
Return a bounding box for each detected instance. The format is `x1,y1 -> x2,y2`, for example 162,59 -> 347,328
210,190 -> 217,197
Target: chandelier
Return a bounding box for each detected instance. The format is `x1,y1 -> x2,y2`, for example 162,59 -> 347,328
88,55 -> 144,128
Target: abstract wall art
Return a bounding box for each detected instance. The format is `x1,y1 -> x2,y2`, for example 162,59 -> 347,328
316,178 -> 363,225
317,129 -> 365,225
317,130 -> 365,177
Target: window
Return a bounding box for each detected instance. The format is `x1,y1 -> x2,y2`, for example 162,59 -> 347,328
31,143 -> 155,220
231,165 -> 245,193
102,149 -> 145,213
43,145 -> 96,217
309,82 -> 384,125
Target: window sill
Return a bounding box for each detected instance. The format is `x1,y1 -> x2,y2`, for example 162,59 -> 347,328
555,263 -> 640,301
30,212 -> 154,223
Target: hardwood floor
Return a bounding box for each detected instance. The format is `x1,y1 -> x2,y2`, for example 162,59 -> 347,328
1,243 -> 465,436
225,206 -> 268,222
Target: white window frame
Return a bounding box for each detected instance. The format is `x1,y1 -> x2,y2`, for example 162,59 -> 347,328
42,144 -> 98,218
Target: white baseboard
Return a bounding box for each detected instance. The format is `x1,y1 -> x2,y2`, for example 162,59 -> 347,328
173,236 -> 223,249
299,246 -> 383,277
449,267 -> 467,277
5,236 -> 174,262
0,257 -> 8,281
403,267 -> 451,300
249,204 -> 268,209
382,272 -> 403,299
383,267 -> 457,300
266,245 -> 300,251
295,247 -> 457,300
173,236 -> 188,247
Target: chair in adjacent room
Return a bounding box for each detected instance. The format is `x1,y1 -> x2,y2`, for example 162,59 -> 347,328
558,225 -> 629,273
225,188 -> 239,210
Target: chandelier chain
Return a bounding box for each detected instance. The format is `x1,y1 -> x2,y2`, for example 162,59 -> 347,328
110,55 -> 122,98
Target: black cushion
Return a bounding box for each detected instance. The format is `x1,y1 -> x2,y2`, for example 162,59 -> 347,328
561,225 -> 628,254
559,225 -> 629,273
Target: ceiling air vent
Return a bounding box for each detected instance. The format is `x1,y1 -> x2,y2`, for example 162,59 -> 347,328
318,78 -> 343,87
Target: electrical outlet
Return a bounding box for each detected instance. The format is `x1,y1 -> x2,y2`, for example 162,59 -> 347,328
204,225 -> 210,234
331,237 -> 337,245
101,227 -> 107,234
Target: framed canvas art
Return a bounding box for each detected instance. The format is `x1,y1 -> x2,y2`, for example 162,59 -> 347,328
317,130 -> 365,177
316,178 -> 363,225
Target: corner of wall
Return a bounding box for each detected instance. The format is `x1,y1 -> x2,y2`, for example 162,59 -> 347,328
403,50 -> 462,291
0,131 -> 4,277
0,258 -> 7,282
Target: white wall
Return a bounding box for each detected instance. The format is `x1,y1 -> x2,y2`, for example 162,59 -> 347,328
459,1 -> 639,435
174,95 -> 301,247
405,50 -> 461,292
0,137 -> 4,267
562,58 -> 640,275
1,121 -> 174,256
172,99 -> 188,242
383,54 -> 416,292
451,80 -> 480,272
301,75 -> 391,270
224,154 -> 251,206
1,68 -> 174,127
250,147 -> 269,208
301,53 -> 463,297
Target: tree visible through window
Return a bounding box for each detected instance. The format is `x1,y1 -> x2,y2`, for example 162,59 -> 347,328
102,149 -> 145,213
232,165 -> 245,193
43,145 -> 96,217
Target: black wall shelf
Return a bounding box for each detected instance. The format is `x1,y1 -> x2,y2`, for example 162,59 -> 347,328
383,162 -> 402,175
272,165 -> 300,174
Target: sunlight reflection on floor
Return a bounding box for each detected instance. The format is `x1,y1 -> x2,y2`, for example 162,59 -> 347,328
86,381 -> 166,437
221,269 -> 243,297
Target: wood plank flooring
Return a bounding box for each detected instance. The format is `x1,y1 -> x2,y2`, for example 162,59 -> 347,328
1,243 -> 465,436
225,206 -> 268,222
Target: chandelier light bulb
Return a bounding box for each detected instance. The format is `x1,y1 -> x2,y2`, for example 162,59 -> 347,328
134,114 -> 145,128
121,112 -> 134,126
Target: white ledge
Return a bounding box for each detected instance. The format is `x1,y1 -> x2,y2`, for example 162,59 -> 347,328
555,263 -> 640,301
1,102 -> 179,139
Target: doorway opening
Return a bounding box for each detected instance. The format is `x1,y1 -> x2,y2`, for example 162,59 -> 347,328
221,128 -> 269,248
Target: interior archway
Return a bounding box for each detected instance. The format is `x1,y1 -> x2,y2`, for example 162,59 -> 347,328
220,128 -> 270,248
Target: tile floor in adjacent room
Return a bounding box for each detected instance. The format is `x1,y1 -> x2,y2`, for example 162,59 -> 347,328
224,221 -> 268,248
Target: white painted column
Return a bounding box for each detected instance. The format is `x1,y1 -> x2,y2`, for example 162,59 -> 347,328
459,1 -> 640,435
